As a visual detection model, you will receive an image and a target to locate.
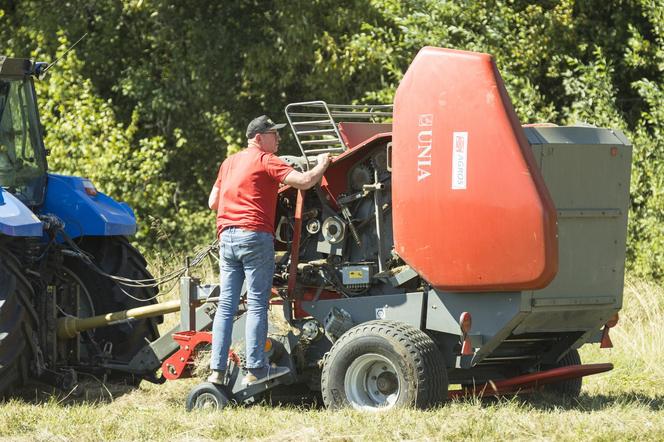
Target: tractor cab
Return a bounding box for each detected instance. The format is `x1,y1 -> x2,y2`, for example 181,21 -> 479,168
0,55 -> 160,400
0,56 -> 48,207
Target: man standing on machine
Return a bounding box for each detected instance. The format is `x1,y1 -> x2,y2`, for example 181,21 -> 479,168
208,115 -> 331,385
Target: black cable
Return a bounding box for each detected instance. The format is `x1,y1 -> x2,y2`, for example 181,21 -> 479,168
58,227 -> 219,301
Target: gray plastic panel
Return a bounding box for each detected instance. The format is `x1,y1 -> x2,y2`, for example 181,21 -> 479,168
301,292 -> 424,329
426,290 -> 525,337
529,127 -> 632,305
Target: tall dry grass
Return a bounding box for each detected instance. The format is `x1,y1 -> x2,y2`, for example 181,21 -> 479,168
615,279 -> 664,375
580,278 -> 664,396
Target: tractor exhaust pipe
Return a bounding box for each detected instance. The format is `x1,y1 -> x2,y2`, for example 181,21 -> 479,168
57,299 -> 194,339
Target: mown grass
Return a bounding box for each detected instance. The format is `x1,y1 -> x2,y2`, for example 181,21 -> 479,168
1,276 -> 662,441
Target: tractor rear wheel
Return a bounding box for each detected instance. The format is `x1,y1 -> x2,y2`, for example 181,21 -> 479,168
542,348 -> 583,397
63,236 -> 160,381
0,249 -> 36,396
321,320 -> 448,410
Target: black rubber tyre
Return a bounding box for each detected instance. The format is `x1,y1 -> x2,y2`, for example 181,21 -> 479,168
186,382 -> 231,411
0,249 -> 36,396
321,320 -> 448,410
63,236 -> 160,375
542,348 -> 583,397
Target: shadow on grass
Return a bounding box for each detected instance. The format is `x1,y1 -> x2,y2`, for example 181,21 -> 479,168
220,389 -> 664,413
530,391 -> 664,412
7,379 -> 663,413
8,378 -> 140,406
224,390 -> 664,413
263,384 -> 324,409
451,391 -> 664,412
7,378 -> 321,409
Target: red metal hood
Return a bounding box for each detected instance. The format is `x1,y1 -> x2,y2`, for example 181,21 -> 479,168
392,47 -> 557,291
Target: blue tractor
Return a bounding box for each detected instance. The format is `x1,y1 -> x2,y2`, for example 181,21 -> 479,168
0,56 -> 160,395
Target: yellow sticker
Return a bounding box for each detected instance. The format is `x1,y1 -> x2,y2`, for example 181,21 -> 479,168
348,271 -> 364,278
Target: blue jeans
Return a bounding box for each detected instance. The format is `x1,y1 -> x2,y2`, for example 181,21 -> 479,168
210,227 -> 275,371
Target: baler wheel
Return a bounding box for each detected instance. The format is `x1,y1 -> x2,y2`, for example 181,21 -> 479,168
186,382 -> 231,411
63,236 -> 160,382
541,348 -> 583,397
321,320 -> 448,410
0,249 -> 36,396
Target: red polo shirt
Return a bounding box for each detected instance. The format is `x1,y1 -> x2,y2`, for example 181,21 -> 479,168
214,146 -> 294,237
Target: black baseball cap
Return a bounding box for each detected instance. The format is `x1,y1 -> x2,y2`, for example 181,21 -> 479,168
246,115 -> 287,139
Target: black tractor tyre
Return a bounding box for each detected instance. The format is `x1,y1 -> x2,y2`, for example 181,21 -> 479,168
541,348 -> 583,398
186,382 -> 231,411
63,236 -> 161,378
321,320 -> 448,410
0,249 -> 36,396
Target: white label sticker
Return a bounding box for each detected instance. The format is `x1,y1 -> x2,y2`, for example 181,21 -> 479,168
451,132 -> 468,190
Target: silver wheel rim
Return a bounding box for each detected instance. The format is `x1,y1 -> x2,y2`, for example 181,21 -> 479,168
195,392 -> 222,410
344,353 -> 400,410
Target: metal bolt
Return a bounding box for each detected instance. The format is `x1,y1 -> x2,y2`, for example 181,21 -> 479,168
180,357 -> 185,362
382,366 -> 387,371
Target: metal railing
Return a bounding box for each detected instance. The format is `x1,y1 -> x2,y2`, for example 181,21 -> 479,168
284,101 -> 393,168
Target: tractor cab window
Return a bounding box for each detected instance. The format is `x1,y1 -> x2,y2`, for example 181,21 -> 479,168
0,79 -> 47,205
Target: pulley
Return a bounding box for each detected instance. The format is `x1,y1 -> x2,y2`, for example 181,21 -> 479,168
322,216 -> 346,244
306,218 -> 321,235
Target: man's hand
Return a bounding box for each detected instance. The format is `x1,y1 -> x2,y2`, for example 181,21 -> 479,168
283,153 -> 332,190
316,153 -> 331,168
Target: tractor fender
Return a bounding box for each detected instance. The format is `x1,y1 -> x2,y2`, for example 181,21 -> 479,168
40,174 -> 136,239
0,188 -> 43,237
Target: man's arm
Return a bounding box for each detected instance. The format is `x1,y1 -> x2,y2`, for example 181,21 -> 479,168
282,153 -> 331,190
208,183 -> 220,210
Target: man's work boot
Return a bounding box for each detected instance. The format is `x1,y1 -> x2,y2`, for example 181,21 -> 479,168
241,365 -> 289,386
207,369 -> 226,385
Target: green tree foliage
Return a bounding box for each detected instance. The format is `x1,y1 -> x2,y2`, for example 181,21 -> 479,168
0,1 -> 662,277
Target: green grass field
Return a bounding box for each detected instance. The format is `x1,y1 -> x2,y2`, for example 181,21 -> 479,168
1,278 -> 662,441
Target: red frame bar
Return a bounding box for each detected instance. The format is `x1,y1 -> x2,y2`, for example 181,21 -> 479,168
287,189 -> 305,297
161,331 -> 213,380
448,363 -> 613,398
